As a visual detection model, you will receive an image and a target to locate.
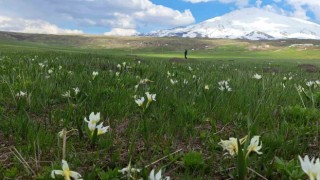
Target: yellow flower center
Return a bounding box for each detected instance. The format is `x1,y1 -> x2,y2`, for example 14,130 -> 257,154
63,169 -> 71,180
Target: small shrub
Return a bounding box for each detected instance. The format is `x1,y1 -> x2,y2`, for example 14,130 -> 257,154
183,151 -> 205,171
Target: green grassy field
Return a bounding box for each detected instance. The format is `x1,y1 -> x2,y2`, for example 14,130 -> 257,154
1,33 -> 320,179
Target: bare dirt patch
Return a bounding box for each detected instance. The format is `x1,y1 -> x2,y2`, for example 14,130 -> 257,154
298,64 -> 318,73
263,67 -> 280,73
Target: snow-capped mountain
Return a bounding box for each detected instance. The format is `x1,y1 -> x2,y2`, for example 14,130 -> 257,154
146,8 -> 320,40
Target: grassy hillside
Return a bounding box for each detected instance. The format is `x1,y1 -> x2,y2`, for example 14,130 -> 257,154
1,31 -> 320,61
1,31 -> 320,179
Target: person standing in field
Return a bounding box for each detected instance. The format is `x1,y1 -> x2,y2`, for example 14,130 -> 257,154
184,49 -> 188,59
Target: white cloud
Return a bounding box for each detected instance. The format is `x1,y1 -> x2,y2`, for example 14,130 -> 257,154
0,15 -> 83,34
184,0 -> 211,3
263,5 -> 289,16
0,0 -> 195,34
285,0 -> 320,20
104,28 -> 138,36
255,0 -> 262,8
184,0 -> 249,7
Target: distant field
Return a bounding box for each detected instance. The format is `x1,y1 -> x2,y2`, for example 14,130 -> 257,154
1,32 -> 320,179
1,31 -> 320,63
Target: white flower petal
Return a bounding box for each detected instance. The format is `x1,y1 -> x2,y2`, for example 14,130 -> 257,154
51,170 -> 63,178
70,171 -> 82,180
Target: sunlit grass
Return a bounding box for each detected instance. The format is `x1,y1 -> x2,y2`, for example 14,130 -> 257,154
0,41 -> 320,179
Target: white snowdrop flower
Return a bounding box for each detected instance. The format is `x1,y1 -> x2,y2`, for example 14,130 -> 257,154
62,90 -> 71,98
51,160 -> 82,180
253,73 -> 262,80
116,72 -> 120,76
192,75 -> 196,79
183,79 -> 188,85
16,91 -> 27,98
145,92 -> 156,102
73,87 -> 80,95
296,85 -> 305,93
92,71 -> 99,77
167,71 -> 173,78
48,69 -> 53,74
117,64 -> 121,69
188,66 -> 193,71
170,79 -> 178,85
59,66 -> 62,70
219,86 -> 225,91
298,155 -> 320,180
149,169 -> 170,180
135,97 -> 145,107
306,81 -> 314,87
205,85 -> 209,90
139,78 -> 153,84
283,77 -> 287,81
96,122 -> 110,135
57,130 -> 64,139
84,112 -> 101,132
39,63 -> 45,68
118,164 -> 141,175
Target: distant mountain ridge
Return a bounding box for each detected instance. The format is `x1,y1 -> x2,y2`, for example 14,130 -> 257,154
145,8 -> 320,40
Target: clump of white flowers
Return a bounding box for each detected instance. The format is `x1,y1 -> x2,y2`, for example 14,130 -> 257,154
84,112 -> 109,136
218,80 -> 232,92
306,80 -> 320,88
62,88 -> 80,98
16,91 -> 27,98
218,135 -> 262,158
134,92 -> 156,110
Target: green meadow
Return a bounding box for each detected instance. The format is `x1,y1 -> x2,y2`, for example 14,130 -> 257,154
1,32 -> 320,179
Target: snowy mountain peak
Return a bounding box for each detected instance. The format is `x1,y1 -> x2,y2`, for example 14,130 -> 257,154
146,8 -> 320,40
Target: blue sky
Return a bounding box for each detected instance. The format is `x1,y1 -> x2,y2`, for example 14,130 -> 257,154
0,0 -> 318,35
